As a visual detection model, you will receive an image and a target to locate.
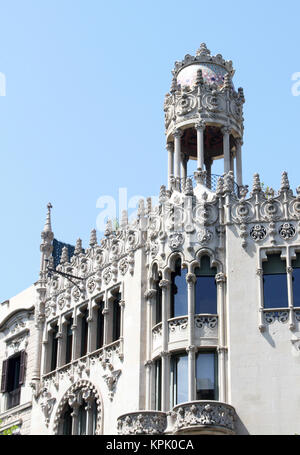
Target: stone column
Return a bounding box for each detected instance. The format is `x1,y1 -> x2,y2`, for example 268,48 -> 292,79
195,122 -> 205,170
144,289 -> 156,410
235,138 -> 243,186
83,389 -> 94,435
173,129 -> 182,180
32,313 -> 45,384
222,126 -> 231,174
69,396 -> 80,435
166,142 -> 174,190
186,273 -> 197,401
119,299 -> 125,360
216,272 -> 227,402
159,279 -> 170,412
287,263 -> 295,331
181,152 -> 188,184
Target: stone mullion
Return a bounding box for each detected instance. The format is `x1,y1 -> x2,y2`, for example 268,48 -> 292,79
166,142 -> 174,190
71,310 -> 79,361
173,129 -> 182,184
216,273 -> 227,403
159,279 -> 170,412
195,122 -> 205,170
286,248 -> 295,330
144,289 -> 156,409
56,316 -> 64,368
222,126 -> 231,175
103,290 -> 109,346
186,273 -> 197,402
87,302 -> 94,354
119,299 -> 125,360
257,266 -> 265,332
236,138 -> 243,186
41,321 -> 49,375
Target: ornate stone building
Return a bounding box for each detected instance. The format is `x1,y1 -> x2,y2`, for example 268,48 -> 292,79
1,44 -> 300,435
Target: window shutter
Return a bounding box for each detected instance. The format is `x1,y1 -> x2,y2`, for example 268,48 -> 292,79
19,350 -> 27,386
1,359 -> 9,393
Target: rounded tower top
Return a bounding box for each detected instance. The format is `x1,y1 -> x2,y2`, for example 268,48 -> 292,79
174,43 -> 235,89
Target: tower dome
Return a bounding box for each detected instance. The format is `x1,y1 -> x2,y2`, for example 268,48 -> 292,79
164,43 -> 245,193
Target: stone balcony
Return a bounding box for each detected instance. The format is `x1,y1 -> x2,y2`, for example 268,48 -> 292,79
117,401 -> 236,435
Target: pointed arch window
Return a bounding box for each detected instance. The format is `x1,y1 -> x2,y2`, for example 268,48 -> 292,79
195,256 -> 217,315
153,264 -> 162,325
171,259 -> 188,318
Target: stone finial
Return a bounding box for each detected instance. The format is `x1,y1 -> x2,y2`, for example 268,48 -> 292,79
196,43 -> 211,57
184,178 -> 194,196
170,75 -> 177,93
120,210 -> 128,228
137,199 -> 145,218
224,73 -> 232,90
252,173 -> 262,193
194,168 -> 207,185
195,69 -> 204,86
280,171 -> 290,192
159,185 -> 167,203
216,177 -> 224,196
43,203 -> 53,233
74,238 -> 82,255
89,229 -> 97,247
224,171 -> 234,193
238,87 -> 245,102
60,246 -> 69,265
146,197 -> 152,215
105,219 -> 112,237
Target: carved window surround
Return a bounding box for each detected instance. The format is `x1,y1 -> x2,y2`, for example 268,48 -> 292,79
257,246 -> 300,332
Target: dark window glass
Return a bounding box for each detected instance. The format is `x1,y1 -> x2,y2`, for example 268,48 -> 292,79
196,352 -> 218,400
65,318 -> 73,364
63,404 -> 73,435
155,276 -> 162,325
170,353 -> 188,407
81,309 -> 89,357
112,293 -> 121,342
51,325 -> 59,371
171,260 -> 187,318
195,257 -> 217,314
7,354 -> 21,409
78,402 -> 87,435
155,359 -> 162,411
96,301 -> 104,349
92,400 -> 98,434
263,254 -> 288,309
292,255 -> 300,308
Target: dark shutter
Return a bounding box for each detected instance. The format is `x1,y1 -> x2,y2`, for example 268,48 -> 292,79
19,351 -> 27,386
1,359 -> 9,392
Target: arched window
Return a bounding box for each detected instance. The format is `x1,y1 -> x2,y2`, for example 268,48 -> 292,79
96,299 -> 104,350
112,292 -> 121,342
171,259 -> 187,318
263,254 -> 288,309
62,404 -> 72,435
153,264 -> 162,325
195,256 -> 217,315
292,254 -> 300,308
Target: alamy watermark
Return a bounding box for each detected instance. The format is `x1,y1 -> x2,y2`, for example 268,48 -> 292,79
0,72 -> 6,96
292,72 -> 300,97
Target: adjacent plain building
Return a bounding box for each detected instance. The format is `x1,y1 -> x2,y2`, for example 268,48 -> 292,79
1,44 -> 300,435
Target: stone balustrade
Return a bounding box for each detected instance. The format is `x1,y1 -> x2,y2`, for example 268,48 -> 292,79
117,411 -> 167,435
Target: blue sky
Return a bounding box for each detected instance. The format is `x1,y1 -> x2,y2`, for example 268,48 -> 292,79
0,0 -> 299,301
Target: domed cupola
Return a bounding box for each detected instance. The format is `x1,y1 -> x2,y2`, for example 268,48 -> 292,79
164,43 -> 245,192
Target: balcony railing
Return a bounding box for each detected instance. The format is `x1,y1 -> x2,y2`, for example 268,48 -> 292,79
181,174 -> 240,197
117,401 -> 236,435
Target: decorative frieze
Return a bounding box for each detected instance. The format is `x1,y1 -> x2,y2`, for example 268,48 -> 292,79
117,411 -> 167,435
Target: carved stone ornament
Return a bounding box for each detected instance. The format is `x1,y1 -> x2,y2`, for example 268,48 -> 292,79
87,278 -> 96,294
117,411 -> 167,435
103,368 -> 121,401
250,225 -> 267,241
279,223 -> 296,240
119,258 -> 129,276
40,387 -> 56,427
197,228 -> 213,244
168,233 -> 184,250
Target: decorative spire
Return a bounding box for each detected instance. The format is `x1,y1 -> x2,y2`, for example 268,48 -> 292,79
280,171 -> 290,192
216,177 -> 224,196
170,75 -> 177,93
224,171 -> 234,193
120,210 -> 128,228
60,246 -> 69,265
159,185 -> 167,203
194,169 -> 207,186
238,87 -> 245,102
105,219 -> 112,237
252,173 -> 262,193
184,178 -> 194,196
195,69 -> 204,86
43,202 -> 53,233
146,197 -> 152,215
196,43 -> 211,57
74,238 -> 83,255
137,199 -> 145,218
89,228 -> 97,247
224,73 -> 232,90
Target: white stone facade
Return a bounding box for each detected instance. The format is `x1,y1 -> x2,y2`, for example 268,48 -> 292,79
1,44 -> 300,435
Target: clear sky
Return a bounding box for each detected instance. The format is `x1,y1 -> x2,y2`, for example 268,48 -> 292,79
0,0 -> 299,302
